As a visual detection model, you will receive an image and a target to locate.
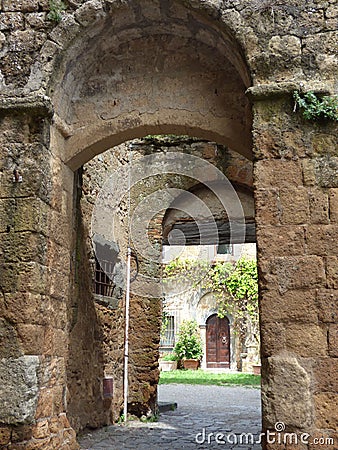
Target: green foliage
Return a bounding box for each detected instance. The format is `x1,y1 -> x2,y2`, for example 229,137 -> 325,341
163,258 -> 209,286
174,319 -> 203,360
162,353 -> 178,361
140,413 -> 159,423
160,305 -> 170,339
293,91 -> 338,122
215,259 -> 258,324
216,258 -> 259,345
117,414 -> 125,424
164,257 -> 259,345
47,0 -> 66,23
159,369 -> 261,386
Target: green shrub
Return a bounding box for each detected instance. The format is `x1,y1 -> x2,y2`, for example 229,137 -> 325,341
174,319 -> 203,360
162,353 -> 178,361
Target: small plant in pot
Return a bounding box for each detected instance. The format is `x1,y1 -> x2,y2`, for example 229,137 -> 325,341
159,353 -> 178,371
174,319 -> 203,370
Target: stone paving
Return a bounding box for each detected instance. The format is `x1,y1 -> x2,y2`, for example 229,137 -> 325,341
78,384 -> 262,450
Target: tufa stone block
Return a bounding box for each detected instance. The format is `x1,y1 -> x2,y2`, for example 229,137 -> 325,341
314,157 -> 338,188
329,188 -> 338,222
16,324 -> 45,355
260,289 -> 318,323
35,387 -> 53,418
254,160 -> 303,188
260,321 -> 286,357
307,225 -> 338,256
314,393 -> 338,429
0,425 -> 11,445
316,289 -> 338,323
260,256 -> 326,292
279,187 -> 309,225
254,189 -> 280,226
256,225 -> 306,257
2,0 -> 38,12
74,0 -> 105,27
308,188 -> 329,224
284,324 -> 328,357
302,160 -> 316,186
328,324 -> 338,357
262,355 -> 313,430
0,318 -> 22,358
325,257 -> 338,289
32,419 -> 49,439
0,355 -> 40,424
313,358 -> 338,393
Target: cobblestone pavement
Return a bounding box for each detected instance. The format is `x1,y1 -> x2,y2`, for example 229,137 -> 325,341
78,384 -> 262,450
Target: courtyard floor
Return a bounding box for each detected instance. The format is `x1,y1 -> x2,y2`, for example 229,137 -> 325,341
78,384 -> 262,449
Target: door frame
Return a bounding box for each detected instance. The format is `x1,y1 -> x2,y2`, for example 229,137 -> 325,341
206,314 -> 231,369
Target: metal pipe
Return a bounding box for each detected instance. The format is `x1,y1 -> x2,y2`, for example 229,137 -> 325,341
123,246 -> 132,423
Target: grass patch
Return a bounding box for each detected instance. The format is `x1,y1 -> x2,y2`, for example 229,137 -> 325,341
159,370 -> 261,387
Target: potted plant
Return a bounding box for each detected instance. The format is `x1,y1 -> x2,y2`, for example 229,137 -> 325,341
174,320 -> 203,370
159,353 -> 178,372
252,364 -> 261,375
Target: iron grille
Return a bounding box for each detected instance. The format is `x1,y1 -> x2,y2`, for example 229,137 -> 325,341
93,258 -> 115,297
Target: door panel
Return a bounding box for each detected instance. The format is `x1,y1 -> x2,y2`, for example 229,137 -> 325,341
206,314 -> 230,368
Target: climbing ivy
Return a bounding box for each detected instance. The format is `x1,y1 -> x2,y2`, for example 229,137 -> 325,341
213,258 -> 259,345
164,257 -> 259,344
293,91 -> 338,122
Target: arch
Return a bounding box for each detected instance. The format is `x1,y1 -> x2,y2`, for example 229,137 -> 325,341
13,0 -> 256,443
46,2 -> 255,429
47,0 -> 254,168
1,0 -> 337,448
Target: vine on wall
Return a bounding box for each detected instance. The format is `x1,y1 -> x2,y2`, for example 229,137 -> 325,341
163,257 -> 259,345
293,91 -> 338,122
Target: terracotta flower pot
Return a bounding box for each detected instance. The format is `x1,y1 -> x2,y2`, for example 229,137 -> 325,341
183,359 -> 199,370
159,360 -> 178,372
252,364 -> 261,375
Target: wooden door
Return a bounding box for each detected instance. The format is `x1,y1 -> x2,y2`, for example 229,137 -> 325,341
206,314 -> 230,368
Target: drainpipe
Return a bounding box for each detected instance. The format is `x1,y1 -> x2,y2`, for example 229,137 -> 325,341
123,246 -> 132,423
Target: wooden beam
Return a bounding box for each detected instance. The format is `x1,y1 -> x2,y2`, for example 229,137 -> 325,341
163,220 -> 256,245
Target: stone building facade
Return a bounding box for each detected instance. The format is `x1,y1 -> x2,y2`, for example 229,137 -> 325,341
0,0 -> 337,449
161,241 -> 258,372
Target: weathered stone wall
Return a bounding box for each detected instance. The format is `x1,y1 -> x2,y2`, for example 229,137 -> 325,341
81,143 -> 161,421
0,0 -> 337,448
253,96 -> 338,448
66,169 -> 111,433
80,137 -> 251,422
0,104 -> 79,448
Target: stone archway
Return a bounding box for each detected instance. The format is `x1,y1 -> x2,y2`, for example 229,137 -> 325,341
0,0 -> 337,448
49,0 -> 253,170
47,4 -> 254,440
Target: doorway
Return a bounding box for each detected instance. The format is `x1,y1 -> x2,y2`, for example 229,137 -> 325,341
206,314 -> 230,369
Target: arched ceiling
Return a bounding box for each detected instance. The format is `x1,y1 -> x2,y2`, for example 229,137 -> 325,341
50,0 -> 253,168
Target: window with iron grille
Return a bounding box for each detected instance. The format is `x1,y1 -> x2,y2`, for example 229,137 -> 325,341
93,258 -> 115,297
160,315 -> 175,348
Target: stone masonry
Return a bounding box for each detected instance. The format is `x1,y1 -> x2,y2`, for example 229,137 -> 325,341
0,0 -> 337,449
80,137 -> 254,427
